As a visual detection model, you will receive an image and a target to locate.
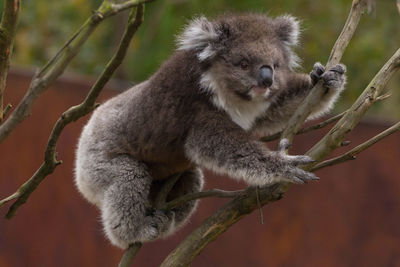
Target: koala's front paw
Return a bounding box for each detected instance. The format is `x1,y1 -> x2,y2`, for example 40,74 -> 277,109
272,139 -> 319,184
321,64 -> 346,90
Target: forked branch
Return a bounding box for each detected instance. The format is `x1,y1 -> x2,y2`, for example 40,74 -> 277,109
311,121 -> 400,171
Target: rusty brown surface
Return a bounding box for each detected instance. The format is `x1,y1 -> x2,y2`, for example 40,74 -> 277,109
0,70 -> 399,267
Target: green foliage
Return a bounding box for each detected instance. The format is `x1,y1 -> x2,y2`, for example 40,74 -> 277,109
1,0 -> 400,117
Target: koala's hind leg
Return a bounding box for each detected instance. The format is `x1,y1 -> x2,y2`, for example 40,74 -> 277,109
166,169 -> 204,227
101,156 -> 175,249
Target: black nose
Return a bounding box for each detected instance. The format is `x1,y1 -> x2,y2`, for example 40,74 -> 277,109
258,66 -> 273,87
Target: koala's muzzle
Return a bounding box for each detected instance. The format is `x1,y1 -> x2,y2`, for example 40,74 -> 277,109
258,66 -> 273,88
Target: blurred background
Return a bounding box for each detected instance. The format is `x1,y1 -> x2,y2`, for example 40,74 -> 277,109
0,0 -> 399,266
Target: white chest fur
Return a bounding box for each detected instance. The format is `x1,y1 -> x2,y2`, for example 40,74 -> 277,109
200,71 -> 270,131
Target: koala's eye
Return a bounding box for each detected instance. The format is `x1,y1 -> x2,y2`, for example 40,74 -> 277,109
239,59 -> 250,70
274,62 -> 280,69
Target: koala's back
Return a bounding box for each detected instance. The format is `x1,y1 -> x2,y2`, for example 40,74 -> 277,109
75,51 -> 210,204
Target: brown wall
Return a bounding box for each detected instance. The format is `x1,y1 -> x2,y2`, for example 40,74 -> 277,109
0,70 -> 399,267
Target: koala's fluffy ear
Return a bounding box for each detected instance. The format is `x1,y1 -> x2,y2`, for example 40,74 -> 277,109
177,16 -> 228,61
274,15 -> 300,46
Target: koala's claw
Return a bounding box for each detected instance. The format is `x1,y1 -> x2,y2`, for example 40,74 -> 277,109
282,166 -> 319,184
291,176 -> 305,184
271,144 -> 319,184
310,62 -> 325,85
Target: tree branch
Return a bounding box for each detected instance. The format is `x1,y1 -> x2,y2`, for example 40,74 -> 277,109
0,0 -> 150,144
0,3 -> 145,218
155,173 -> 183,209
160,185 -> 284,267
162,189 -> 247,211
260,111 -> 346,142
0,0 -> 20,122
118,242 -> 143,267
306,48 -> 400,166
280,0 -> 368,143
311,121 -> 400,171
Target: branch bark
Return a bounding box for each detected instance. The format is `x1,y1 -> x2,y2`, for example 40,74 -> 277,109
260,111 -> 346,142
0,0 -> 20,122
0,3 -> 145,218
0,0 -> 150,143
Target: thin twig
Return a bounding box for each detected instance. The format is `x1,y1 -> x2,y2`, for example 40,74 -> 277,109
162,188 -> 246,211
0,4 -> 146,217
260,111 -> 346,142
311,121 -> 400,171
0,0 -> 149,143
255,186 -> 264,225
0,103 -> 12,123
155,173 -> 182,209
118,242 -> 143,267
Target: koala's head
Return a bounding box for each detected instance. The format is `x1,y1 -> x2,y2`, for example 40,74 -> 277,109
177,14 -> 300,102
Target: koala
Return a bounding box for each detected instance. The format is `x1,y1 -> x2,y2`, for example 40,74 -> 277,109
75,13 -> 346,249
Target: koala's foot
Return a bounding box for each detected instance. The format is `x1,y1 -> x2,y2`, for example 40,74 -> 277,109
267,139 -> 319,184
103,198 -> 176,249
140,209 -> 176,240
100,158 -> 177,249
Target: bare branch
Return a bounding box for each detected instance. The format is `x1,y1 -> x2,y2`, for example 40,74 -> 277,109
0,0 -> 20,122
260,111 -> 346,142
118,242 -> 143,267
162,189 -> 246,211
155,173 -> 182,209
0,0 -> 149,144
280,0 -> 368,143
0,4 -> 145,218
260,89 -> 391,143
306,48 -> 400,166
311,121 -> 400,171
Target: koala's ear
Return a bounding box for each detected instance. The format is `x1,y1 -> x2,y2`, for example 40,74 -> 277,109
274,15 -> 300,46
177,16 -> 227,61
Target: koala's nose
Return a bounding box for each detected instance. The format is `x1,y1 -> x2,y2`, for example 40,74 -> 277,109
258,66 -> 273,87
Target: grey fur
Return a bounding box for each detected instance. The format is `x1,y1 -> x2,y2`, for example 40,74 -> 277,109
75,13 -> 346,249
